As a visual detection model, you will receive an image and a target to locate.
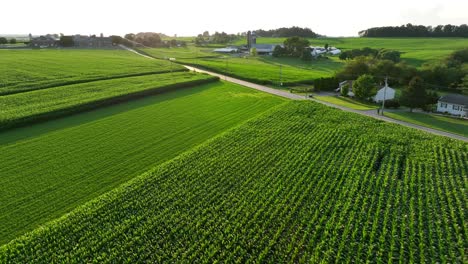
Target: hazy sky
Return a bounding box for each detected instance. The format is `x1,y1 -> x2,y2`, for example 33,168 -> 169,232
2,0 -> 467,37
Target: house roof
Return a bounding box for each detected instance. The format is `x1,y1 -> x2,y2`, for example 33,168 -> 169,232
439,94 -> 468,106
377,86 -> 395,91
252,44 -> 276,50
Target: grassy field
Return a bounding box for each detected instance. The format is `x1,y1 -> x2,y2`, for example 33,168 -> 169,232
179,56 -> 342,85
234,37 -> 468,67
0,81 -> 285,245
0,49 -> 185,95
1,101 -> 465,262
142,46 -> 219,59
0,72 -> 217,130
384,111 -> 468,137
315,95 -> 379,110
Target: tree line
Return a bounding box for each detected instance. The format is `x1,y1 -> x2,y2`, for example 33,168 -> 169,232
0,37 -> 17,44
254,27 -> 319,38
195,31 -> 240,46
359,24 -> 468,38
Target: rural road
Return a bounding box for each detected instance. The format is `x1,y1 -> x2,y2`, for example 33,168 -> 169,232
121,47 -> 468,142
184,66 -> 468,142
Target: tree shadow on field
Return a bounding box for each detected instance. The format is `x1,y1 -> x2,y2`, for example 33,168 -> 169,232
0,83 -> 217,145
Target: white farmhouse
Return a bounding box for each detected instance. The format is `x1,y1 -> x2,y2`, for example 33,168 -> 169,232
213,47 -> 239,53
373,86 -> 396,102
437,94 -> 468,117
336,80 -> 355,97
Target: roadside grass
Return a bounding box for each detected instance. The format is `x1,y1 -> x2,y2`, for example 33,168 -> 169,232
384,111 -> 468,137
315,95 -> 379,110
0,81 -> 285,245
0,49 -> 184,95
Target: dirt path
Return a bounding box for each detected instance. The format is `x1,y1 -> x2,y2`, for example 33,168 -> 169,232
122,47 -> 467,142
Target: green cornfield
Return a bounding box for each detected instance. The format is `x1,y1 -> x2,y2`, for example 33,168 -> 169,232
1,101 -> 465,263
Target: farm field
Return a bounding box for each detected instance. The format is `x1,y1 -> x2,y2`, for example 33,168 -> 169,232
384,111 -> 468,137
233,37 -> 468,67
1,101 -> 465,262
0,49 -> 185,95
178,56 -> 342,85
0,71 -> 217,130
142,46 -> 218,59
0,81 -> 285,245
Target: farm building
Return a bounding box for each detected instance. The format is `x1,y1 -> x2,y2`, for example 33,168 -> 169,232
213,47 -> 239,53
30,35 -> 59,48
251,44 -> 276,55
437,94 -> 468,117
336,80 -> 355,97
373,86 -> 395,102
310,46 -> 341,57
73,34 -> 113,48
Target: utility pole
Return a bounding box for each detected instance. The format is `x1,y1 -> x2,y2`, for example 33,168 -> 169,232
279,64 -> 283,86
225,56 -> 229,80
381,76 -> 388,115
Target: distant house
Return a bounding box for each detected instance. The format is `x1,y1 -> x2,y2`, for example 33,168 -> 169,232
373,86 -> 396,102
310,46 -> 341,57
213,47 -> 239,53
336,80 -> 355,97
72,34 -> 113,48
437,94 -> 468,117
30,35 -> 59,48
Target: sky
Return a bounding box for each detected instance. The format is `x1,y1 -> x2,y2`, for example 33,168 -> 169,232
2,0 -> 467,37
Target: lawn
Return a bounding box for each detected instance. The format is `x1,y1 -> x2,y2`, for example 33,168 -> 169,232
2,101 -> 465,262
315,95 -> 378,110
0,72 -> 217,130
0,49 -> 185,95
0,81 -> 285,245
384,111 -> 468,137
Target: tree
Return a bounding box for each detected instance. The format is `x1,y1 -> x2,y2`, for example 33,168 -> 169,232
250,47 -> 257,56
59,36 -> 74,47
272,45 -> 285,57
301,48 -> 312,61
283,37 -> 310,57
353,74 -> 376,99
324,43 -> 329,51
124,33 -> 135,41
460,75 -> 468,95
377,50 -> 401,62
203,31 -> 210,38
9,38 -> 17,44
195,34 -> 205,46
341,84 -> 349,97
0,37 -> 7,44
400,76 -> 427,112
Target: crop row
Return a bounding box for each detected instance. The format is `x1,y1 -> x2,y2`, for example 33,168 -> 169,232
0,101 -> 466,262
0,81 -> 285,245
0,49 -> 186,95
0,72 -> 218,130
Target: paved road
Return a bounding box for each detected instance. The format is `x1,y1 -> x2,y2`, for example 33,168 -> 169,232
184,65 -> 468,142
121,47 -> 467,142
